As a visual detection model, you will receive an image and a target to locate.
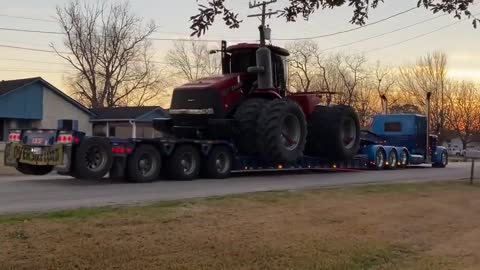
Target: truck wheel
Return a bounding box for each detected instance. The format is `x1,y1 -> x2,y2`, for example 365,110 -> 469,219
166,145 -> 201,180
201,145 -> 233,179
399,150 -> 408,168
233,98 -> 267,154
433,151 -> 448,168
306,105 -> 360,160
127,144 -> 161,183
16,163 -> 53,175
73,137 -> 113,180
386,150 -> 398,170
373,149 -> 386,170
257,99 -> 307,164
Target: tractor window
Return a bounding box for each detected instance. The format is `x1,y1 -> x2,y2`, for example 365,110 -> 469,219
384,122 -> 402,132
230,50 -> 256,73
272,54 -> 286,91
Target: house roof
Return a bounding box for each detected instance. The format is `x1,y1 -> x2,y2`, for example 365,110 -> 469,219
90,106 -> 168,121
0,77 -> 40,96
0,77 -> 94,116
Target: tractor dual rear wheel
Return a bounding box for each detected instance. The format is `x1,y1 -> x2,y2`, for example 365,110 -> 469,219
257,99 -> 307,164
306,105 -> 360,161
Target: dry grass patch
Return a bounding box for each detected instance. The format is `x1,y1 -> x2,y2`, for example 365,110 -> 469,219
1,181 -> 480,270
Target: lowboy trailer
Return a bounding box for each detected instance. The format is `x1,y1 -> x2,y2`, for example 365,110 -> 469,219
4,114 -> 448,183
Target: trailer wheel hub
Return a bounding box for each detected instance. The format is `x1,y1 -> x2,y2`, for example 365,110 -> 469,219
180,153 -> 196,175
215,153 -> 230,174
85,146 -> 107,172
138,154 -> 155,176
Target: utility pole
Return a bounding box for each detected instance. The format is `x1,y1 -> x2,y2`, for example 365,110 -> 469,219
248,0 -> 278,46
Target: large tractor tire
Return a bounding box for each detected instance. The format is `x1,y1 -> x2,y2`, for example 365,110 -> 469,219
233,98 -> 268,155
306,105 -> 360,161
72,137 -> 113,180
16,163 -> 53,176
257,99 -> 307,164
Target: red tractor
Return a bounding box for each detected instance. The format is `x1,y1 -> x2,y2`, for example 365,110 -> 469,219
164,39 -> 361,165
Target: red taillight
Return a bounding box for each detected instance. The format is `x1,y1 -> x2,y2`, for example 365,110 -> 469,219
57,134 -> 73,144
8,133 -> 21,142
74,137 -> 80,144
112,146 -> 127,155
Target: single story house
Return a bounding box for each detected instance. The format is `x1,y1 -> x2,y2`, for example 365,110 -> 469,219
0,77 -> 169,146
0,77 -> 94,144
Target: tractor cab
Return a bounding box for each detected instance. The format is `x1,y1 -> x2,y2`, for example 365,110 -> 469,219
219,42 -> 289,96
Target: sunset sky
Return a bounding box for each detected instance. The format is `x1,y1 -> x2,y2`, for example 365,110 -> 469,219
1,0 -> 479,90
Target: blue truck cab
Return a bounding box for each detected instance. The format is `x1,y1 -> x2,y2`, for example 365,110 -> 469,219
360,114 -> 448,168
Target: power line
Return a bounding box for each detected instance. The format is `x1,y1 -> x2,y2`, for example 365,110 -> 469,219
0,6 -> 417,43
322,13 -> 448,51
0,26 -> 247,43
0,44 -> 170,65
0,44 -> 66,54
0,68 -> 74,74
0,58 -> 70,66
0,14 -> 57,23
364,12 -> 479,54
273,6 -> 418,41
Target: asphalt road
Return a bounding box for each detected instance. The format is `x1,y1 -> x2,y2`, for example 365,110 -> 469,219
0,162 -> 477,214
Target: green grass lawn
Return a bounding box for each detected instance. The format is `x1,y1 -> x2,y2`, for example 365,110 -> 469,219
1,181 -> 480,270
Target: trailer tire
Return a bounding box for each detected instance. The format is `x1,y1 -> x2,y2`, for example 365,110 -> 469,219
201,145 -> 233,179
73,137 -> 113,180
433,151 -> 448,168
399,150 -> 408,168
373,148 -> 386,170
386,150 -> 398,169
127,144 -> 161,183
166,144 -> 201,180
16,163 -> 53,175
306,105 -> 360,160
257,99 -> 307,164
234,98 -> 268,154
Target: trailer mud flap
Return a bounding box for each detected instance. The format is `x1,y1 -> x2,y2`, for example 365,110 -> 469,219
7,143 -> 64,166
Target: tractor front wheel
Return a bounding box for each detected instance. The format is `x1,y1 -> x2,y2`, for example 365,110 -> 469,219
257,99 -> 307,164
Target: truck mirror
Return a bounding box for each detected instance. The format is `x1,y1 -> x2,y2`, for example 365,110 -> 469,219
247,66 -> 265,74
209,50 -> 218,54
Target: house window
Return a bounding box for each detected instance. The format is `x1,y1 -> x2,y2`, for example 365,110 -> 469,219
384,122 -> 402,132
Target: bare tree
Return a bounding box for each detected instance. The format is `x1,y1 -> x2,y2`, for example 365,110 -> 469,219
165,40 -> 221,82
191,0 -> 479,37
334,53 -> 367,106
287,41 -> 318,92
398,52 -> 449,139
446,81 -> 480,150
54,0 -> 165,108
374,62 -> 398,113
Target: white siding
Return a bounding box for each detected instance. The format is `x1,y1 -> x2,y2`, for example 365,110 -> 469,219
41,87 -> 92,135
